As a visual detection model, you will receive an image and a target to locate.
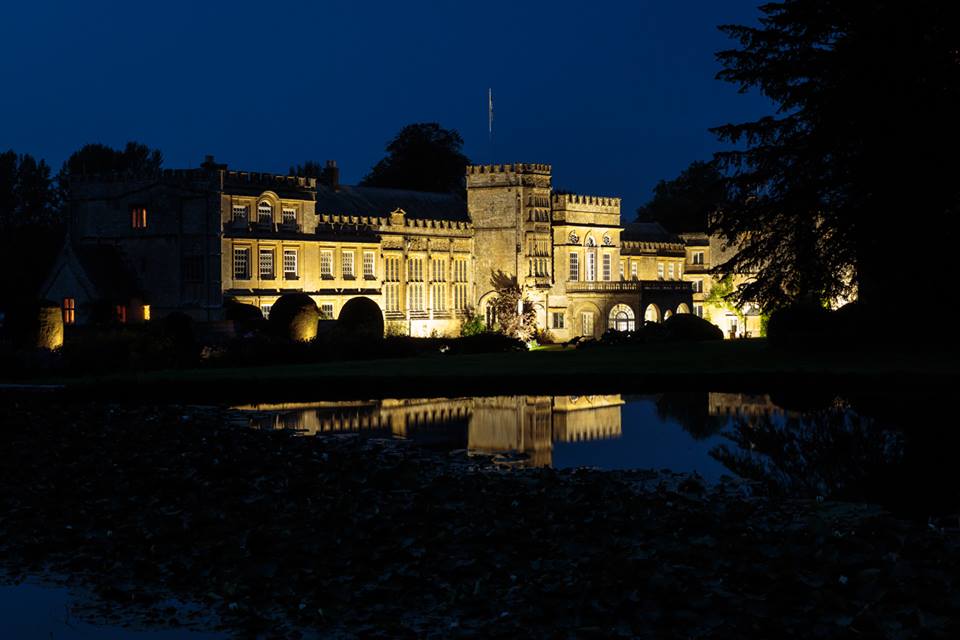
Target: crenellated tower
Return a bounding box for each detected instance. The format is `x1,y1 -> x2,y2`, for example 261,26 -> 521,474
466,163 -> 553,303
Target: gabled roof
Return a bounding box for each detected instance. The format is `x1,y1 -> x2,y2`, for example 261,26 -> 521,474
72,244 -> 142,301
314,185 -> 469,222
621,222 -> 683,244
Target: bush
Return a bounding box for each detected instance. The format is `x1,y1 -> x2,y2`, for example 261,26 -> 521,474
224,300 -> 265,336
662,314 -> 724,342
268,294 -> 319,342
3,301 -> 64,350
446,332 -> 526,355
459,314 -> 486,337
766,303 -> 833,349
333,297 -> 384,340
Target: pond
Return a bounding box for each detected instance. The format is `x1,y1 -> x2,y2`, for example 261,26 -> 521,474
232,391 -> 957,518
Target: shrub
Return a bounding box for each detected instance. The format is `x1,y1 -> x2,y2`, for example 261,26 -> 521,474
766,303 -> 833,349
662,314 -> 724,342
446,332 -> 526,355
268,294 -> 319,342
224,300 -> 265,335
459,313 -> 486,337
333,297 -> 384,340
3,301 -> 64,350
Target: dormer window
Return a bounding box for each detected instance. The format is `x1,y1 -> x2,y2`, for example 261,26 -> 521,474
257,201 -> 273,224
232,204 -> 248,222
282,208 -> 297,226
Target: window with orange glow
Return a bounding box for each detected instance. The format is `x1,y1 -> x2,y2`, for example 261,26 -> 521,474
116,305 -> 127,323
131,206 -> 147,229
62,298 -> 76,325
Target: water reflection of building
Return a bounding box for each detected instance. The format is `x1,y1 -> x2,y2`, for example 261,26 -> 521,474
708,393 -> 784,419
233,395 -> 623,467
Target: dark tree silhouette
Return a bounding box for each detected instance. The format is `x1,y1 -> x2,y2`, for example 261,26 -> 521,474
0,150 -> 58,228
361,123 -> 470,194
60,142 -> 163,179
711,1 -> 960,311
636,160 -> 727,233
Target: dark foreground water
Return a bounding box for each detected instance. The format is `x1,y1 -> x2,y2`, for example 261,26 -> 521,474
4,390 -> 955,637
232,391 -> 955,516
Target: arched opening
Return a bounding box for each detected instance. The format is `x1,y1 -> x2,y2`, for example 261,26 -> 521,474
664,310 -> 673,321
337,296 -> 385,338
676,303 -> 691,315
643,303 -> 661,323
608,304 -> 635,332
585,236 -> 597,281
257,200 -> 273,224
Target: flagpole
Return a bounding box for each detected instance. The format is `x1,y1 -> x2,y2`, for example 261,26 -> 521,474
488,87 -> 494,163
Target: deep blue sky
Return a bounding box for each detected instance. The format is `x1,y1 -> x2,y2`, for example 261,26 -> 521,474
0,0 -> 770,214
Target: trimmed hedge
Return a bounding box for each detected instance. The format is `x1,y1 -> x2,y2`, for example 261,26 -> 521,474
662,314 -> 724,342
268,294 -> 319,342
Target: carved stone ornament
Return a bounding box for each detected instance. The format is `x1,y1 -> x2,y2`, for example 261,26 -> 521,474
603,234 -> 613,246
569,231 -> 580,244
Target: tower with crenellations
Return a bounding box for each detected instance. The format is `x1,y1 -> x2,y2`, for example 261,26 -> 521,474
466,164 -> 554,311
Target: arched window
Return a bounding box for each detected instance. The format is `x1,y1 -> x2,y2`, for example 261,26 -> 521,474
608,304 -> 635,332
257,201 -> 273,224
644,304 -> 661,323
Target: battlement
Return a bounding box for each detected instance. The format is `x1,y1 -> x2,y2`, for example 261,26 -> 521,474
317,212 -> 472,231
466,163 -> 551,176
551,193 -> 621,210
223,170 -> 317,190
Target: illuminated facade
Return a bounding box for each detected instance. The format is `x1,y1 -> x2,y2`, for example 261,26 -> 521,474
42,157 -> 699,338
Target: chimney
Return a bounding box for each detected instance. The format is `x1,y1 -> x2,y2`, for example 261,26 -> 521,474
322,160 -> 340,191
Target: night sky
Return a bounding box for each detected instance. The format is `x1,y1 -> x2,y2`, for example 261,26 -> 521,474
1,0 -> 770,214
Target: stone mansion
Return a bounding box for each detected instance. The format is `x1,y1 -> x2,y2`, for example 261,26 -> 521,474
41,157 -> 757,340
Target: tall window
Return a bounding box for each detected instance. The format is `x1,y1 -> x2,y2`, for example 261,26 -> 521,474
692,251 -> 704,265
552,312 -> 564,329
454,259 -> 468,283
586,252 -> 596,281
630,262 -> 638,280
320,303 -> 335,319
692,279 -> 703,293
657,263 -> 664,280
130,205 -> 147,229
408,258 -> 423,282
116,305 -> 127,324
363,251 -> 376,279
232,204 -> 248,223
62,298 -> 76,325
385,256 -> 400,281
668,263 -> 675,280
320,251 -> 333,278
432,283 -> 446,311
233,247 -> 250,280
259,248 -> 275,279
581,311 -> 594,336
695,304 -> 704,318
619,261 -> 625,280
281,208 -> 297,226
431,258 -> 446,282
385,283 -> 400,312
260,304 -> 272,319
142,304 -> 151,321
408,283 -> 424,312
453,284 -> 468,310
283,249 -> 298,279
602,254 -> 612,281
569,253 -> 579,281
257,201 -> 273,224
342,251 -> 355,278
183,256 -> 203,282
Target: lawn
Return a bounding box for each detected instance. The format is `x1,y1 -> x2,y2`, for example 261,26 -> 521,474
49,338 -> 960,402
